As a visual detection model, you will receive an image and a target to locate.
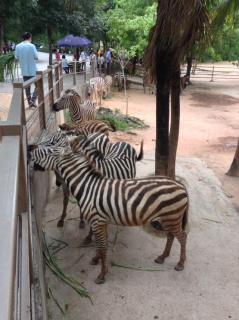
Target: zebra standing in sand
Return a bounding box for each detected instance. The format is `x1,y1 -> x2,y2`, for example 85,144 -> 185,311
88,76 -> 112,106
30,146 -> 189,284
114,72 -> 125,91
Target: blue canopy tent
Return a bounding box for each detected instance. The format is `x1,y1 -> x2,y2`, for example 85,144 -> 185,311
57,34 -> 92,48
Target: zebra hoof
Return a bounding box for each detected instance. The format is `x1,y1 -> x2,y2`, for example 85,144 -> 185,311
79,220 -> 85,229
174,262 -> 184,271
90,257 -> 99,265
57,220 -> 64,228
154,256 -> 165,264
82,236 -> 92,246
95,275 -> 105,284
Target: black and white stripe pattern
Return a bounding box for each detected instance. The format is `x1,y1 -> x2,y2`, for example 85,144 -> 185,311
71,132 -> 143,179
88,76 -> 112,105
31,146 -> 189,284
53,88 -> 96,122
114,72 -> 124,91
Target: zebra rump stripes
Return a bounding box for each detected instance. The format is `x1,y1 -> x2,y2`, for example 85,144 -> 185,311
31,147 -> 189,284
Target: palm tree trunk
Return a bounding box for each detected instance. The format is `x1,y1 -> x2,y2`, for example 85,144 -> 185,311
47,26 -> 53,65
155,54 -> 171,175
0,15 -> 4,54
168,63 -> 181,179
226,139 -> 239,176
186,55 -> 193,81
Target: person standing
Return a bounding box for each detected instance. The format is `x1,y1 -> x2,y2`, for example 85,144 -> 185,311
15,32 -> 38,108
106,48 -> 112,75
61,55 -> 69,74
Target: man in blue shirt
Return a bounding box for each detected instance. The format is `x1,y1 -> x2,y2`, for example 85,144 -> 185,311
15,32 -> 38,108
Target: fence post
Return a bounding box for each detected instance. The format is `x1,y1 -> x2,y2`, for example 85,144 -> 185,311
36,71 -> 46,129
48,66 -> 54,109
210,65 -> 214,82
73,60 -> 76,86
59,62 -> 63,92
54,64 -> 60,99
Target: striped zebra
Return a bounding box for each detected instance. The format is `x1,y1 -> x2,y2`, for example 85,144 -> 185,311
71,132 -> 143,179
53,88 -> 115,135
88,76 -> 112,106
30,146 -> 189,284
114,72 -> 124,91
37,132 -> 143,229
53,88 -> 96,124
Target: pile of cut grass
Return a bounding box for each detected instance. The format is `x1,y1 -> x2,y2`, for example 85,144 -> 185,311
96,107 -> 149,132
64,107 -> 149,132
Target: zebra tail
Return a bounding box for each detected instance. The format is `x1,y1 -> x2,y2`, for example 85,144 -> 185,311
182,191 -> 190,234
136,140 -> 144,161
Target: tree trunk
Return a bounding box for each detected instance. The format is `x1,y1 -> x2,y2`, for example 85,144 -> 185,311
155,54 -> 171,175
168,63 -> 181,179
226,139 -> 239,177
186,55 -> 193,82
0,15 -> 4,54
47,26 -> 53,65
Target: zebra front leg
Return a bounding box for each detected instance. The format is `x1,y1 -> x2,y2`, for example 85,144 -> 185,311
174,231 -> 187,271
79,209 -> 85,229
90,223 -> 108,284
57,182 -> 69,227
155,232 -> 174,264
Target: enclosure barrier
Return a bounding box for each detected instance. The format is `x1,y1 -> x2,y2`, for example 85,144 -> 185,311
0,62 -> 65,320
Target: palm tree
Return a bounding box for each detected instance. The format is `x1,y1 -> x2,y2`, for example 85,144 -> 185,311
144,0 -> 210,178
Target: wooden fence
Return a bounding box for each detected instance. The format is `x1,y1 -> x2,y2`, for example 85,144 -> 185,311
0,62 -> 64,320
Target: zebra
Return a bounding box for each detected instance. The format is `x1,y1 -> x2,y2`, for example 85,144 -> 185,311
36,132 -> 143,230
53,88 -> 115,135
88,76 -> 112,106
53,88 -> 97,126
71,132 -> 143,179
30,146 -> 189,284
114,72 -> 125,91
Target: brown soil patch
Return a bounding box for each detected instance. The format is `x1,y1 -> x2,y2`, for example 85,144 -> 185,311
190,92 -> 239,107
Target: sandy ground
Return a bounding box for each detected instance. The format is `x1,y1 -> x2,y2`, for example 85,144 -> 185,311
42,81 -> 239,319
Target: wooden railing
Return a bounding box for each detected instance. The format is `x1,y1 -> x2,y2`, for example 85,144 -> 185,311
0,62 -> 64,320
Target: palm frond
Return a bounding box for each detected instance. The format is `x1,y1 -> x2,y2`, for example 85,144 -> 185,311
213,0 -> 239,27
144,0 -> 210,80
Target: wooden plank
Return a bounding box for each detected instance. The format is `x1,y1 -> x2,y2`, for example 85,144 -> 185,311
0,136 -> 20,320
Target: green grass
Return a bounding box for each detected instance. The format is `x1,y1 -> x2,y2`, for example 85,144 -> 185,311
64,107 -> 149,132
96,107 -> 149,132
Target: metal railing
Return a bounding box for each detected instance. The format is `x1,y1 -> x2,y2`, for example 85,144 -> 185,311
0,62 -> 64,320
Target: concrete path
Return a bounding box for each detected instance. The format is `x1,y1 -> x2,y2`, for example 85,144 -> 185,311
43,156 -> 239,320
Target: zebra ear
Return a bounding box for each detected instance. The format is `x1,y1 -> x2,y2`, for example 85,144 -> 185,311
60,146 -> 72,159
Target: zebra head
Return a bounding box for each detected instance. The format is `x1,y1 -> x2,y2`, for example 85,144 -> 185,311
28,145 -> 64,171
53,89 -> 82,111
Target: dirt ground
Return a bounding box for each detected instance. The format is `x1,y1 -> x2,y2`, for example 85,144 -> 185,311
42,81 -> 239,320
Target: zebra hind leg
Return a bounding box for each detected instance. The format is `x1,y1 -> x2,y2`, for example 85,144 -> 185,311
90,223 -> 108,284
174,231 -> 187,271
155,232 -> 174,264
79,209 -> 85,229
57,182 -> 69,227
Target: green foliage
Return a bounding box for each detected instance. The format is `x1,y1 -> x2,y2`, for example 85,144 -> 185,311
105,0 -> 156,58
0,52 -> 17,82
198,22 -> 239,61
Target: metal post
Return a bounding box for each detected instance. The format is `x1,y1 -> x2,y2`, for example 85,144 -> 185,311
210,65 -> 215,82
73,60 -> 76,86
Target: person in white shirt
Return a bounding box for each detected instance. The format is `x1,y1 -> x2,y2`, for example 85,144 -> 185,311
15,32 -> 38,108
79,50 -> 86,71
